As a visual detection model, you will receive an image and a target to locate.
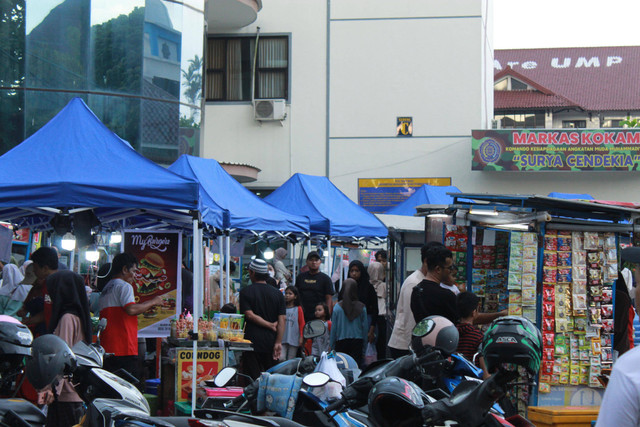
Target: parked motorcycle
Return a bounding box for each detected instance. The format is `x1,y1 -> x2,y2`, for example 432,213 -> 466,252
320,316 -> 542,427
0,315 -> 46,427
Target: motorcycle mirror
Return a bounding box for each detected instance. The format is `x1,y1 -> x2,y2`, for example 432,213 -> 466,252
214,367 -> 237,387
412,317 -> 436,338
303,372 -> 330,388
303,319 -> 327,339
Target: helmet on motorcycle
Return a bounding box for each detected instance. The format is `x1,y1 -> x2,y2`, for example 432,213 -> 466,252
410,315 -> 459,357
0,316 -> 32,358
0,317 -> 33,389
368,377 -> 425,427
26,335 -> 77,389
482,316 -> 542,375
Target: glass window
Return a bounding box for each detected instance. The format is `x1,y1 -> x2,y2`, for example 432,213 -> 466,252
494,112 -> 545,128
601,118 -> 624,128
0,0 -> 203,162
562,120 -> 586,128
206,36 -> 289,101
510,79 -> 527,90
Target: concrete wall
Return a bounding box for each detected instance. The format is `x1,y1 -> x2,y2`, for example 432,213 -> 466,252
328,0 -> 489,200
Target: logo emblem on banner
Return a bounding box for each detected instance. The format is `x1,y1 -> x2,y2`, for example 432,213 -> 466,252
479,138 -> 502,163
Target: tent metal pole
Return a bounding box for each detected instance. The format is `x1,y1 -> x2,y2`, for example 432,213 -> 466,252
326,239 -> 332,276
218,235 -> 224,307
292,242 -> 297,280
307,239 -> 311,255
191,219 -> 200,416
225,235 -> 231,304
339,247 -> 344,293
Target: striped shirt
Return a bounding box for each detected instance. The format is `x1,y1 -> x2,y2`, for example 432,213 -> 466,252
456,323 -> 483,362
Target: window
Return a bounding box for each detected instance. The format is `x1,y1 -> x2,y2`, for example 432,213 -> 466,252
562,120 -> 586,128
494,76 -> 531,91
494,112 -> 545,128
601,118 -> 624,128
205,36 -> 289,101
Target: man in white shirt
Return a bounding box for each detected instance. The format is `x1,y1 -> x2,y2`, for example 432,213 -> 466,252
596,247 -> 640,427
388,242 -> 441,358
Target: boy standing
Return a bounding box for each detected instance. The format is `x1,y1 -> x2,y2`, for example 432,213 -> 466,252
455,291 -> 484,363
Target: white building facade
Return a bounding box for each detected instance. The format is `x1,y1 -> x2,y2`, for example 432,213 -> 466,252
204,0 -> 640,205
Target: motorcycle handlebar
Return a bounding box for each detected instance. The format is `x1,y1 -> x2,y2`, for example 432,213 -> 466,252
224,394 -> 245,409
324,397 -> 346,414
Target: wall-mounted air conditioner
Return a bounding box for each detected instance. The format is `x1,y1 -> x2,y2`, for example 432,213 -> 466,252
254,99 -> 287,121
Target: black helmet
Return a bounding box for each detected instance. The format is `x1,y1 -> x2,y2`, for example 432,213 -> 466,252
482,316 -> 542,375
411,315 -> 459,357
26,335 -> 77,389
368,377 -> 425,427
0,316 -> 33,392
0,316 -> 32,358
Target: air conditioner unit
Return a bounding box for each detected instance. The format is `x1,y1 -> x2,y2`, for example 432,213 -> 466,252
254,99 -> 287,121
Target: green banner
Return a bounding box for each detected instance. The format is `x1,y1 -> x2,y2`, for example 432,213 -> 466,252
472,129 -> 640,171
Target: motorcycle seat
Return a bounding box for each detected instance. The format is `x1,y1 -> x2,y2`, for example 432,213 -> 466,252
225,414 -> 306,427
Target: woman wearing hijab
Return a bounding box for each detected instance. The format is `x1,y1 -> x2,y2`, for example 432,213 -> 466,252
330,278 -> 369,367
274,248 -> 292,285
339,260 -> 378,343
368,261 -> 388,359
0,263 -> 29,318
39,270 -> 92,426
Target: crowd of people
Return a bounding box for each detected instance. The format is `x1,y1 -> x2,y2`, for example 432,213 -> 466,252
0,241 -> 512,426
235,242 -> 510,382
0,246 -> 167,426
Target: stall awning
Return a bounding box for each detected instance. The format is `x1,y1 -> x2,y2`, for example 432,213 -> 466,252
441,193 -> 640,223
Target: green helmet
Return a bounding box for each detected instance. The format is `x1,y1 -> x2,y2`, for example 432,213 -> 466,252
482,316 -> 542,375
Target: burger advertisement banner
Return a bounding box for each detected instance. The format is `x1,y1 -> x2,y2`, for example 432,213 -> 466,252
124,231 -> 181,337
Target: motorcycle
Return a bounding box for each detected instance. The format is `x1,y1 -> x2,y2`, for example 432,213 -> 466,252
314,316 -> 541,427
0,316 -> 46,427
25,319 -> 184,427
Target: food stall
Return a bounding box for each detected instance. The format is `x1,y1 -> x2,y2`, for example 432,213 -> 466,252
418,194 -> 640,414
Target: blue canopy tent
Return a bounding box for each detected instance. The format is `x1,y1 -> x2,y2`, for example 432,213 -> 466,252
384,184 -> 462,216
547,192 -> 595,200
169,155 -> 310,309
264,173 -> 388,239
169,155 -> 309,235
0,98 -> 200,232
264,173 -> 387,282
0,97 -> 209,411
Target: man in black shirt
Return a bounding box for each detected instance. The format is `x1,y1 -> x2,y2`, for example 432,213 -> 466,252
239,259 -> 286,379
410,244 -> 458,324
295,251 -> 334,322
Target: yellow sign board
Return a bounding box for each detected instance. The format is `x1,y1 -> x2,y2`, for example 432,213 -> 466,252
358,177 -> 452,213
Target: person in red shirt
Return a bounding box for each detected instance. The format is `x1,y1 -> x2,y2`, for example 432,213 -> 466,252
455,291 -> 488,377
97,253 -> 163,379
29,247 -> 59,330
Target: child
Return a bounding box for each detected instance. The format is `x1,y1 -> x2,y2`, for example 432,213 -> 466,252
330,279 -> 368,367
281,286 -> 305,361
311,302 -> 331,357
455,291 -> 487,374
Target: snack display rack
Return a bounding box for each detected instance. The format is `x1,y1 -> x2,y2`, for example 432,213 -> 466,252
430,193 -> 640,410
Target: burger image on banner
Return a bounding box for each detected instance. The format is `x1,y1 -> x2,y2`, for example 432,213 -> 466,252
124,230 -> 181,337
136,252 -> 170,295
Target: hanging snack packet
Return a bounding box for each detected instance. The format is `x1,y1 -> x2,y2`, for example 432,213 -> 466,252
557,236 -> 572,252
572,250 -> 587,266
584,232 -> 599,250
